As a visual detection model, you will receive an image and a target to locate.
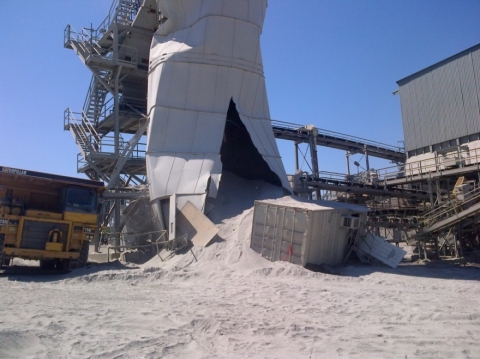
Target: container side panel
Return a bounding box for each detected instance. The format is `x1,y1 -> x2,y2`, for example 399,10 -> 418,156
306,210 -> 352,265
253,203 -> 268,226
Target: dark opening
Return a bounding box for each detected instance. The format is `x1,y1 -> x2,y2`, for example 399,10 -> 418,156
220,99 -> 282,187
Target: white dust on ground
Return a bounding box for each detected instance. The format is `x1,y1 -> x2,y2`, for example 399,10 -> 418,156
1,172 -> 480,359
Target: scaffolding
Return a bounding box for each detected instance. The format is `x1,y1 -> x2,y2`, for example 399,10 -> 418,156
64,0 -> 159,244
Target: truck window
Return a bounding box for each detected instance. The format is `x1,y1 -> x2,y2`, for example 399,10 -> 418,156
64,187 -> 97,212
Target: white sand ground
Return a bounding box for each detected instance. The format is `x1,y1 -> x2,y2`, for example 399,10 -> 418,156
1,174 -> 480,359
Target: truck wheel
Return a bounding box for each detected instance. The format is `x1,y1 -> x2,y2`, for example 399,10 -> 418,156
56,259 -> 71,272
77,241 -> 89,268
0,234 -> 5,268
40,259 -> 55,270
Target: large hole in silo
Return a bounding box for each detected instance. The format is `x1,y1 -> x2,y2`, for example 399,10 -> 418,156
220,99 -> 282,187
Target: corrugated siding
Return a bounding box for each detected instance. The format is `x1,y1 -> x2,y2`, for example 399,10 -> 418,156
398,46 -> 480,152
305,209 -> 361,266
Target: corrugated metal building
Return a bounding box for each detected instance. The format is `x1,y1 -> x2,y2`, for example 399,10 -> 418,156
397,43 -> 480,158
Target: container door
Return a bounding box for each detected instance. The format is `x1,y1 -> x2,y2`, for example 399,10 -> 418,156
251,203 -> 308,266
278,208 -> 307,266
251,203 -> 281,261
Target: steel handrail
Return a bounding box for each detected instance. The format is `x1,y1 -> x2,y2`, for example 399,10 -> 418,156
107,230 -> 169,262
64,109 -> 92,156
96,0 -> 140,35
80,111 -> 102,151
420,186 -> 480,228
65,25 -> 139,66
64,108 -> 102,153
377,147 -> 480,184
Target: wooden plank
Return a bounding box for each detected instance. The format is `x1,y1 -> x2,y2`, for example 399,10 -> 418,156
176,201 -> 219,247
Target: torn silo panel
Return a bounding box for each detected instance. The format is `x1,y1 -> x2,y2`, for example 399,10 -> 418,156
146,0 -> 290,214
250,197 -> 369,266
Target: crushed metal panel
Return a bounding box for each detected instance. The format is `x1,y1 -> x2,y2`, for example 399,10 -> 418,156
146,0 -> 290,214
146,153 -> 221,202
176,201 -> 219,247
357,234 -> 407,268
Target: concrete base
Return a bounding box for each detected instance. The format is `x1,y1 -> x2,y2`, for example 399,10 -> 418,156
88,244 -> 120,263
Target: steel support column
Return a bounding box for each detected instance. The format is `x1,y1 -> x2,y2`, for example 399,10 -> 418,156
308,129 -> 320,199
113,23 -> 122,248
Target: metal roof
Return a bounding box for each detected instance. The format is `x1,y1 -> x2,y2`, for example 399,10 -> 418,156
397,43 -> 480,86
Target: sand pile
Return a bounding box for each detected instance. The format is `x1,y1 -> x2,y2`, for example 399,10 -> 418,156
142,171 -> 294,277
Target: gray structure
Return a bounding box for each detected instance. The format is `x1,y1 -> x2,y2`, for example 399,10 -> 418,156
397,43 -> 480,157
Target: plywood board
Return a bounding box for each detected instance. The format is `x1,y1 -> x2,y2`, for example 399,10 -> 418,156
176,201 -> 219,247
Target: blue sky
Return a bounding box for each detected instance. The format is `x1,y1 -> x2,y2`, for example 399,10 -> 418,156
1,0 -> 479,180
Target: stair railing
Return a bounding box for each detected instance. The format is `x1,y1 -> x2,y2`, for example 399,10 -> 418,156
96,0 -> 141,35
82,74 -> 112,124
83,76 -> 101,122
65,3 -> 140,66
64,108 -> 102,156
420,185 -> 480,228
80,111 -> 102,153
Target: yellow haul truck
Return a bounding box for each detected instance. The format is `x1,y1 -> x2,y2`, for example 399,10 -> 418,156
0,166 -> 104,271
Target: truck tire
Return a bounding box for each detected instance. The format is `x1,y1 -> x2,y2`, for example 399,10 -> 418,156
77,240 -> 89,268
0,234 -> 5,268
40,259 -> 55,270
56,259 -> 71,272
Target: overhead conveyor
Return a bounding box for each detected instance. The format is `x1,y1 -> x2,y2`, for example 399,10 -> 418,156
301,174 -> 431,201
271,120 -> 406,163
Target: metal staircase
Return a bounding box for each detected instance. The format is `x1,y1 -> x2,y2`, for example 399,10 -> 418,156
97,0 -> 140,30
64,0 -> 159,246
64,24 -> 138,69
115,0 -> 141,25
64,0 -> 150,180
64,109 -> 101,159
83,71 -> 113,129
64,0 -> 141,69
418,185 -> 480,237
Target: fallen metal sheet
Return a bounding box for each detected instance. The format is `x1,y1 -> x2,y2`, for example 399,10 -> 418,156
176,201 -> 219,247
357,234 -> 407,268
